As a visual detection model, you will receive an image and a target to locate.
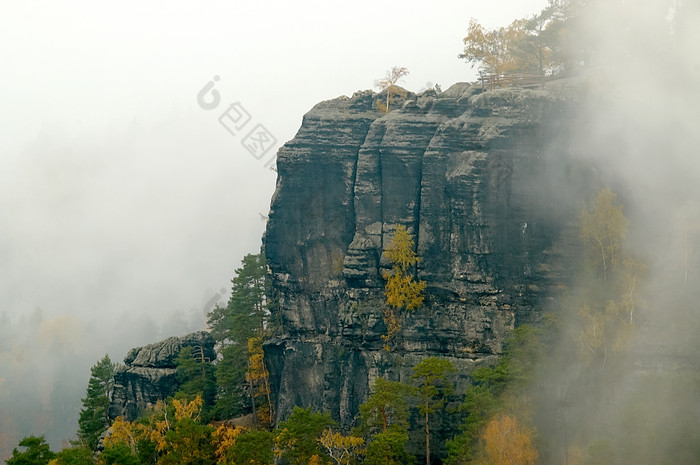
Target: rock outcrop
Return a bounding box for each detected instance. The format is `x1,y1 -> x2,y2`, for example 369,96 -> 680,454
264,82 -> 591,429
109,331 -> 215,421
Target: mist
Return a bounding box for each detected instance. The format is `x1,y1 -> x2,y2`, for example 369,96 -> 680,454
0,0 -> 553,459
530,0 -> 700,463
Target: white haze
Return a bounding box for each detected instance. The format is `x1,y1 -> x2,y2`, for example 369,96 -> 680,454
535,1 -> 700,463
0,0 -> 549,457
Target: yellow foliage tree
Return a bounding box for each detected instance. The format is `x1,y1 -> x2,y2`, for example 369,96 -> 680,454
319,429 -> 365,465
461,1 -> 575,80
212,424 -> 245,465
481,414 -> 538,465
375,66 -> 409,113
579,188 -> 628,283
577,189 -> 645,368
308,455 -> 324,465
461,19 -> 527,75
382,225 -> 426,350
247,336 -> 273,428
104,416 -> 144,453
172,395 -> 203,422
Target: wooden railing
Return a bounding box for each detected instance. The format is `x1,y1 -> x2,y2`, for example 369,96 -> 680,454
479,72 -> 546,91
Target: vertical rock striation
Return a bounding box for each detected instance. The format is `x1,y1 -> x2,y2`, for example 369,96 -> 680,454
264,82 -> 588,429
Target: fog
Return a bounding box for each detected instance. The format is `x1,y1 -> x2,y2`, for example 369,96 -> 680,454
0,0 -> 550,458
5,0 -> 696,461
531,1 -> 700,463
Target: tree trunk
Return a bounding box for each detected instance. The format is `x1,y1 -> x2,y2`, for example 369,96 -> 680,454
425,400 -> 430,465
247,359 -> 257,427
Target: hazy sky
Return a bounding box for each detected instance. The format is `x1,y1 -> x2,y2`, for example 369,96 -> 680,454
3,0 -> 699,460
1,0 -> 548,325
0,0 -> 549,452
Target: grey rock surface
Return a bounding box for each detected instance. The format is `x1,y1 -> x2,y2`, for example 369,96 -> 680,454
109,331 -> 215,421
264,81 -> 592,432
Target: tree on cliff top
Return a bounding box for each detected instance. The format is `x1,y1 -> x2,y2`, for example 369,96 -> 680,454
375,66 -> 409,113
460,0 -> 577,77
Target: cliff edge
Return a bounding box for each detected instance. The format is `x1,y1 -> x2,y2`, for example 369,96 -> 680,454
264,81 -> 590,428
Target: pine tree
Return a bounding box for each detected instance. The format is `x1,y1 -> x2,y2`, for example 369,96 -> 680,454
174,346 -> 217,417
207,253 -> 269,419
412,358 -> 457,465
78,354 -> 117,451
7,436 -> 55,465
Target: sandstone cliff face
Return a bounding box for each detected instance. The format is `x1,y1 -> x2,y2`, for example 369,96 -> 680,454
109,331 -> 215,421
264,82 -> 588,428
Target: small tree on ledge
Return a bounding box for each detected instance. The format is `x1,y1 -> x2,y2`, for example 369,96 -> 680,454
382,225 -> 426,351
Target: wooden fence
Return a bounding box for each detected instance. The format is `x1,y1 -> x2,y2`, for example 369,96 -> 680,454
479,72 -> 546,91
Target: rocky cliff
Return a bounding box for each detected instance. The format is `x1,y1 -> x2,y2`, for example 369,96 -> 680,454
264,81 -> 592,429
109,331 -> 215,421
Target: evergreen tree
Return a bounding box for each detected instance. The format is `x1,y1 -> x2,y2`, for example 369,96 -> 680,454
227,429 -> 274,465
357,378 -> 411,436
7,436 -> 55,465
412,358 -> 456,465
78,354 -> 117,451
364,430 -> 414,465
207,253 -> 269,419
99,443 -> 141,465
208,253 -> 267,344
275,407 -> 336,465
174,346 -> 216,416
50,446 -> 96,465
446,326 -> 543,465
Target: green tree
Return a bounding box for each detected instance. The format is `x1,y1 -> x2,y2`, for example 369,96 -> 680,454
99,443 -> 141,465
382,225 -> 426,350
211,343 -> 248,419
275,407 -> 336,465
50,446 -> 95,465
446,326 -> 543,465
175,346 -> 216,416
227,429 -> 274,465
207,253 -> 268,420
357,378 -> 411,436
159,417 -> 215,465
208,253 -> 267,344
412,358 -> 457,465
363,430 -> 413,465
78,354 -> 117,451
7,436 -> 55,465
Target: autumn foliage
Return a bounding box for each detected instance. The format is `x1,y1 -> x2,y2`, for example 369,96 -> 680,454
481,414 -> 538,465
382,225 -> 426,350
